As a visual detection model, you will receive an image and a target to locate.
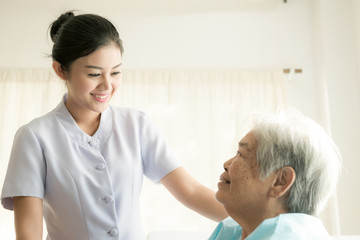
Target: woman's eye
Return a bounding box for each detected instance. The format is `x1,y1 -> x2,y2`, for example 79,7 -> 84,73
111,71 -> 121,76
237,151 -> 242,157
88,73 -> 100,77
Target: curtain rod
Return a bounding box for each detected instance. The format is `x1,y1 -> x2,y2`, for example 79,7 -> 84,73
283,68 -> 302,74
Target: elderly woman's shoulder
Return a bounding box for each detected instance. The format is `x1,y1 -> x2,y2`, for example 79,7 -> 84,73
271,213 -> 332,240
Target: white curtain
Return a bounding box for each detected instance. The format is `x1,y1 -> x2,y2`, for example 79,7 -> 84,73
0,68 -> 286,237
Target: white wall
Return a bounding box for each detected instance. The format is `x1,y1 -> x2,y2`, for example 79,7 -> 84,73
313,0 -> 360,235
0,0 -> 359,235
0,0 -> 319,116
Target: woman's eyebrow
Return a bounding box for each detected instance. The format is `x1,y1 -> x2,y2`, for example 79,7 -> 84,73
85,65 -> 102,70
85,63 -> 122,70
238,142 -> 250,151
112,63 -> 122,68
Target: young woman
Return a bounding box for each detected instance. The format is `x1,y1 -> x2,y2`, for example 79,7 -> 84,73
1,12 -> 227,239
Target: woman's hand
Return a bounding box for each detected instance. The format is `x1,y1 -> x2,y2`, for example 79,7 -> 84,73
13,196 -> 43,240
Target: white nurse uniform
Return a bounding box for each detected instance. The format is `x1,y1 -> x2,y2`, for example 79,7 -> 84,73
1,94 -> 180,240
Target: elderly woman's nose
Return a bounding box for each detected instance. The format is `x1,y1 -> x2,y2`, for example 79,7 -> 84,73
223,159 -> 232,171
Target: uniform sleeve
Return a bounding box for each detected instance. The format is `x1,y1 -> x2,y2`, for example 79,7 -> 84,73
140,112 -> 181,183
1,125 -> 46,210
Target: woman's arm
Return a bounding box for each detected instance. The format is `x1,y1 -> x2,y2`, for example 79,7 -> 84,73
13,196 -> 43,240
161,167 -> 228,222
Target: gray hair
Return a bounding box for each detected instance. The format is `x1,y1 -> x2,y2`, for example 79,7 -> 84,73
250,109 -> 341,216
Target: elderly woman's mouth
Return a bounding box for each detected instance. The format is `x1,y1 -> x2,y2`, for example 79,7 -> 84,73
220,174 -> 231,184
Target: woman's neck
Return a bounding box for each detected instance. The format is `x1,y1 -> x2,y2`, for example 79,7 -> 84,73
65,101 -> 101,136
233,204 -> 289,240
76,116 -> 101,136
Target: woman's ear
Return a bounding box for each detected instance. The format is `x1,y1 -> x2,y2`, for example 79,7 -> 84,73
52,61 -> 67,81
269,166 -> 295,198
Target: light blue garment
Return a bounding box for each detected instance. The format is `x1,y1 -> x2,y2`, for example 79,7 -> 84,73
1,95 -> 180,240
209,214 -> 332,240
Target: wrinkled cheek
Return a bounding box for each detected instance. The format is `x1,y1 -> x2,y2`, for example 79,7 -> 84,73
231,175 -> 250,195
237,171 -> 251,184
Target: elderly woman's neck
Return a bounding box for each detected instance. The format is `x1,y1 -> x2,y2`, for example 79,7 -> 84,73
232,205 -> 289,240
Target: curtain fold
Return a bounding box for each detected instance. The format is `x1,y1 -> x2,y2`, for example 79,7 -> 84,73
0,68 -> 286,236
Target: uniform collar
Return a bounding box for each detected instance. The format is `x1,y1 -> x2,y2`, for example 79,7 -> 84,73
54,94 -> 112,150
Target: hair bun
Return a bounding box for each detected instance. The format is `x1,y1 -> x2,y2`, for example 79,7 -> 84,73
50,11 -> 75,42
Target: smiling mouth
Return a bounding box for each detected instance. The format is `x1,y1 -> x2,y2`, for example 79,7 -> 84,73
95,95 -> 107,99
91,93 -> 108,98
220,174 -> 231,184
90,93 -> 110,102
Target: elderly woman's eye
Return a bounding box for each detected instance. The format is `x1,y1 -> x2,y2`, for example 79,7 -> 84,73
237,151 -> 242,157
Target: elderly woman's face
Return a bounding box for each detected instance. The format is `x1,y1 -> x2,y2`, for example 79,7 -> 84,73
216,131 -> 274,217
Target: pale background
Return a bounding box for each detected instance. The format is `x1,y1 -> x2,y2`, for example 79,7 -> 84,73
0,0 -> 359,237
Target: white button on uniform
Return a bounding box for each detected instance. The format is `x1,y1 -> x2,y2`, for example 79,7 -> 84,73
108,228 -> 118,237
96,163 -> 106,170
104,196 -> 113,203
89,139 -> 99,147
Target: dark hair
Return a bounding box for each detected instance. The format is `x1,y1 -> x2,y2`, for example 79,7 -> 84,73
50,11 -> 124,71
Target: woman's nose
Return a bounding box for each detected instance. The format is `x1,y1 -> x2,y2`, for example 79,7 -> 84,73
100,75 -> 112,90
223,158 -> 232,172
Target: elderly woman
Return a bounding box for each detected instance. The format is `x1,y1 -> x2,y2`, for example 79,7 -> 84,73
209,109 -> 342,240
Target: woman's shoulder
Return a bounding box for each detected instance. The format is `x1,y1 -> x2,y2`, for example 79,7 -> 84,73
270,214 -> 331,240
25,108 -> 59,130
110,105 -> 145,115
14,107 -> 61,141
109,105 -> 149,121
109,106 -> 161,134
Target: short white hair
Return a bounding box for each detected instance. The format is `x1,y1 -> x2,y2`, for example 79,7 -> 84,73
250,108 -> 341,216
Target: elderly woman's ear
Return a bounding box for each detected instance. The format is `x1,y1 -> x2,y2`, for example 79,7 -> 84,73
269,167 -> 296,198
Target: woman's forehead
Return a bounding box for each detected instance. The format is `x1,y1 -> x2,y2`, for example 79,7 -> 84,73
238,131 -> 257,151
